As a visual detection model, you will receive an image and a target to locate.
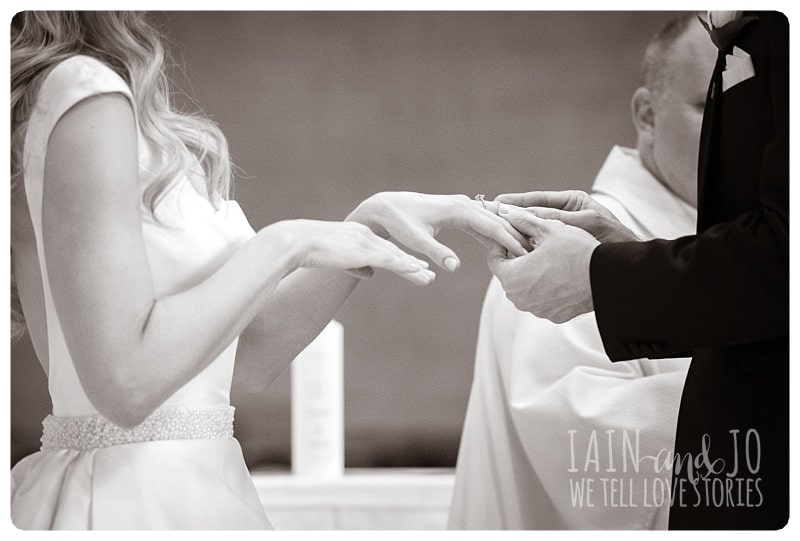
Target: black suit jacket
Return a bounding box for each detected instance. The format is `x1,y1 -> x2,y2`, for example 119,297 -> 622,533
589,12 -> 788,529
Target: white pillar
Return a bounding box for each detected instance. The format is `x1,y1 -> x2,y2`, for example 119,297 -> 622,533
291,320 -> 344,477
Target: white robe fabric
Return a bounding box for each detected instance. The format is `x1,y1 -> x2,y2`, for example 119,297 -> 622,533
449,147 -> 697,530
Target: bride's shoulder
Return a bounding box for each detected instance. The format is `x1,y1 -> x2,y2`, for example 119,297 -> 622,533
28,55 -> 135,147
40,55 -> 132,104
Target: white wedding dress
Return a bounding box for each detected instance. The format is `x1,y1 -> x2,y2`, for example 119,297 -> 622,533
11,55 -> 272,529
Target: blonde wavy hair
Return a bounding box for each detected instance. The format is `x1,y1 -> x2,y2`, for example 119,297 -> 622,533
11,11 -> 234,339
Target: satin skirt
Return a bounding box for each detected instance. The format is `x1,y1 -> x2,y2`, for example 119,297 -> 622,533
11,438 -> 272,530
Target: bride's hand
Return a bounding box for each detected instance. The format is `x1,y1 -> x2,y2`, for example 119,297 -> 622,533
346,192 -> 529,272
272,219 -> 437,285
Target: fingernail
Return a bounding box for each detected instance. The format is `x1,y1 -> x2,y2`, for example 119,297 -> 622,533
408,262 -> 421,271
417,270 -> 435,284
444,256 -> 459,271
498,203 -> 508,214
419,260 -> 430,269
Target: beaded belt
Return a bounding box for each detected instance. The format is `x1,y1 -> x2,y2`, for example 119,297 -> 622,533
40,405 -> 235,451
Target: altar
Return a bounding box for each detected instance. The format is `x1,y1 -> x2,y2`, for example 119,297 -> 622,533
254,468 -> 455,530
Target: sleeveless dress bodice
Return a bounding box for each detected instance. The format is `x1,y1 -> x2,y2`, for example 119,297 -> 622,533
11,55 -> 271,530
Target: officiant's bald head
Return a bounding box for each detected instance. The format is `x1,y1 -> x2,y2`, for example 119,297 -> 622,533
631,14 -> 717,208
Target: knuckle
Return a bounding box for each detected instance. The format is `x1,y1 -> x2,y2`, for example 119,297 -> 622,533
569,190 -> 588,207
370,191 -> 390,206
435,246 -> 451,259
352,222 -> 371,235
450,194 -> 471,209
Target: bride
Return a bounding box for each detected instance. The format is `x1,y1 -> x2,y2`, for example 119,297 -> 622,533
10,11 -> 526,529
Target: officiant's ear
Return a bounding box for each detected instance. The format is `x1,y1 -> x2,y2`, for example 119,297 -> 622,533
631,87 -> 656,144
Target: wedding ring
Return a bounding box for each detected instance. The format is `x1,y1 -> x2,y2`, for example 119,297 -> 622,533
475,194 -> 486,209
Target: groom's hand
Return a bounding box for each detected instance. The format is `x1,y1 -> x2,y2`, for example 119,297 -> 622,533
495,190 -> 641,243
488,206 -> 599,323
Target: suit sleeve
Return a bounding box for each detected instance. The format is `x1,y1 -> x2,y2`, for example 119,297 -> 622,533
590,13 -> 788,362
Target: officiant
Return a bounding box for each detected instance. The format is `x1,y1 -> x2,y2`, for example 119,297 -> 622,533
449,14 -> 715,529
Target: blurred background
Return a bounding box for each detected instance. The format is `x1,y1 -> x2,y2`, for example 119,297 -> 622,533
11,11 -> 682,470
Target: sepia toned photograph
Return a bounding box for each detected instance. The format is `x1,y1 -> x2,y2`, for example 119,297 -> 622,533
8,9 -> 789,531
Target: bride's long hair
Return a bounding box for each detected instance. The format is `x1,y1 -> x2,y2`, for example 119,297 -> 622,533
10,11 -> 234,339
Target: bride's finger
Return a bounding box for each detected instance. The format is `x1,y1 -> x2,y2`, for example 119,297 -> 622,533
463,228 -> 491,248
464,229 -> 502,252
464,229 -> 525,258
344,266 -> 375,279
384,224 -> 462,272
468,200 -> 528,250
463,211 -> 527,257
496,213 -> 528,247
366,236 -> 438,284
482,200 -> 501,215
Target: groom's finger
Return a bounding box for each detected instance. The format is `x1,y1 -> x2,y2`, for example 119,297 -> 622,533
486,242 -> 509,276
524,206 -> 571,221
525,207 -> 599,231
495,190 -> 583,211
527,207 -> 621,240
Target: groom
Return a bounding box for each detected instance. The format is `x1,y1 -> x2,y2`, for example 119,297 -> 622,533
490,11 -> 788,529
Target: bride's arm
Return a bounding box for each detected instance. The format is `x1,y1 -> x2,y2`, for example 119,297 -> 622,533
43,94 -> 432,428
234,269 -> 361,392
233,192 -> 530,392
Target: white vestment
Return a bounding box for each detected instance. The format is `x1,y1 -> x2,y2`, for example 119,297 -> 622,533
449,147 -> 697,530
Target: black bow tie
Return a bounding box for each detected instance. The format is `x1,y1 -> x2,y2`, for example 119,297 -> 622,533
698,13 -> 759,53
